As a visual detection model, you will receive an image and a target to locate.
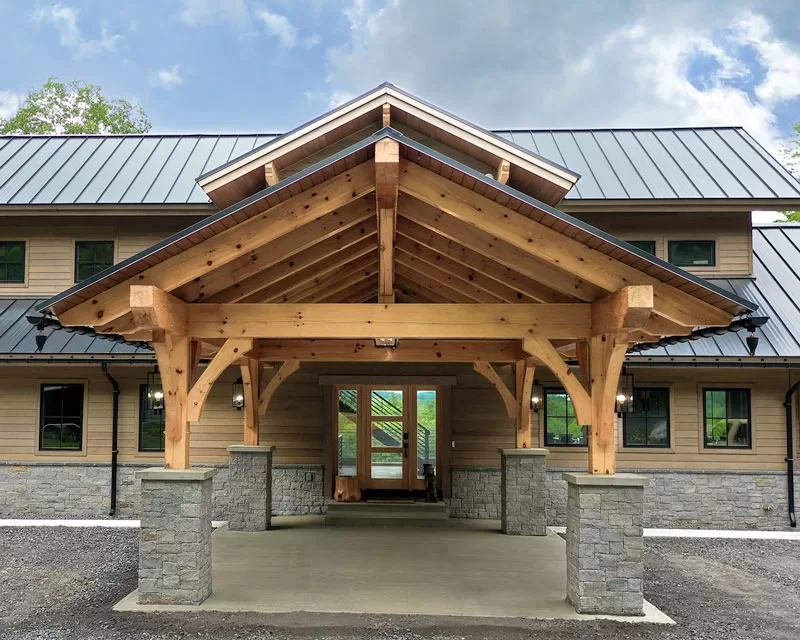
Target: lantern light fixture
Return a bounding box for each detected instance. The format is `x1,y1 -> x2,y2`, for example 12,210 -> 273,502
746,331 -> 759,357
530,382 -> 544,412
146,367 -> 164,413
615,370 -> 635,416
232,377 -> 245,410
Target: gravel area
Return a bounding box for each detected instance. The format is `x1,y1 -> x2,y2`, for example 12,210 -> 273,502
1,527 -> 799,639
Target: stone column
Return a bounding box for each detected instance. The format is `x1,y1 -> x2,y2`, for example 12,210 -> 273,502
137,468 -> 216,605
564,472 -> 647,616
499,448 -> 548,535
227,445 -> 274,531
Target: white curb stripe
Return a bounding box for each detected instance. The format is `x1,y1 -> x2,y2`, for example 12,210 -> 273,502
548,526 -> 800,540
0,519 -> 228,528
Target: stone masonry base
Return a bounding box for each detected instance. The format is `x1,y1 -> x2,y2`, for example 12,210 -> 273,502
500,449 -> 548,535
227,445 -> 274,531
137,468 -> 215,605
565,473 -> 646,616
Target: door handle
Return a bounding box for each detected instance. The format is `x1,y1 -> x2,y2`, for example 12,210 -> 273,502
403,433 -> 409,458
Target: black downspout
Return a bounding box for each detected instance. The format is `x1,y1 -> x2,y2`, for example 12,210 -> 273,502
101,363 -> 120,517
784,379 -> 799,528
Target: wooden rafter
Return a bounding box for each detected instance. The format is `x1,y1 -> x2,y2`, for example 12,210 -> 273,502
394,277 -> 448,303
398,162 -> 733,328
58,162 -> 376,327
394,262 -> 484,303
318,275 -> 379,303
382,103 -> 391,127
258,360 -> 300,417
264,161 -> 280,186
375,138 -> 399,303
496,159 -> 511,184
473,361 -> 517,419
286,253 -> 379,303
253,339 -> 523,362
175,201 -> 375,303
187,338 -> 254,422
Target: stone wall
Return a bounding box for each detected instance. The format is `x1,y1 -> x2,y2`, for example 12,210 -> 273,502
450,466 -> 796,530
0,462 -> 325,519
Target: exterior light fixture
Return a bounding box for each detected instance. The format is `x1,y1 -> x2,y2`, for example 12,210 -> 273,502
146,367 -> 164,413
746,331 -> 759,357
232,377 -> 245,410
530,382 -> 544,412
35,319 -> 48,352
374,337 -> 399,349
615,370 -> 634,415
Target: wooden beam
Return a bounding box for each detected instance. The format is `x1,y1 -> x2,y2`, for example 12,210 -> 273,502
287,253 -> 379,303
522,336 -> 592,425
575,340 -> 590,391
129,285 -> 188,335
152,331 -> 191,469
591,285 -> 653,335
258,360 -> 300,417
515,358 -> 536,448
254,339 -> 523,362
190,339 -> 202,385
238,237 -> 378,303
473,361 -> 517,419
175,201 -> 375,303
376,138 -> 399,303
318,275 -> 379,303
496,159 -> 511,184
588,330 -> 629,474
394,275 -> 454,303
58,162 -> 376,327
240,357 -> 261,445
394,261 -> 485,304
382,103 -> 391,127
264,161 -> 279,186
187,338 -> 254,422
641,313 -> 694,337
186,303 -> 592,339
399,163 -> 733,328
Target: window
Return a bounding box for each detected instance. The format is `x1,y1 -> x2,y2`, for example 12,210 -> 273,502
623,388 -> 670,448
75,241 -> 114,282
668,240 -> 715,267
544,389 -> 587,446
39,383 -> 84,450
139,384 -> 165,452
628,240 -> 656,255
0,241 -> 25,283
704,388 -> 751,448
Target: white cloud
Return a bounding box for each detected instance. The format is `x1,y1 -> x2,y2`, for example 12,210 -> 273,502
149,65 -> 184,89
180,0 -> 250,27
0,91 -> 24,121
256,8 -> 298,48
324,1 -> 800,156
32,3 -> 121,59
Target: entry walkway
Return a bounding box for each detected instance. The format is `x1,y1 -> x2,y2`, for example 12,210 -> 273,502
116,516 -> 671,623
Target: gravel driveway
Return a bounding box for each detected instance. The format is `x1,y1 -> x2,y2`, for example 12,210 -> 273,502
1,527 -> 798,639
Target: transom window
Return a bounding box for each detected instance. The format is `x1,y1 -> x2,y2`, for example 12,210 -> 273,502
623,388 -> 670,448
628,240 -> 656,255
0,241 -> 25,283
668,240 -> 715,267
75,241 -> 114,282
704,388 -> 751,448
544,389 -> 587,446
139,384 -> 165,452
39,383 -> 84,451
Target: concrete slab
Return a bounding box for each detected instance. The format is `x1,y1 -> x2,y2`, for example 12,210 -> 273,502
115,516 -> 673,624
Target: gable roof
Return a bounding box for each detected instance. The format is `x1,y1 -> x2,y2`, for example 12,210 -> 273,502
0,127 -> 798,208
36,128 -> 756,320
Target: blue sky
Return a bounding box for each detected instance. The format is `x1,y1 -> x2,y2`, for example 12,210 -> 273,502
0,0 -> 799,161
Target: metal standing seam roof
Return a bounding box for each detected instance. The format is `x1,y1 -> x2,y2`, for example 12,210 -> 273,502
0,298 -> 151,357
36,128 -> 756,320
0,127 -> 799,206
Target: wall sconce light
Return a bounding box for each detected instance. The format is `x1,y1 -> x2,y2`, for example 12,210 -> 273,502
146,367 -> 164,413
615,371 -> 634,416
530,382 -> 544,412
232,377 -> 245,410
374,337 -> 399,349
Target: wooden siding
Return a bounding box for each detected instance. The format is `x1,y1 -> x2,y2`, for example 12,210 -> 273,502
0,215 -> 203,296
575,211 -> 753,276
0,363 -> 795,474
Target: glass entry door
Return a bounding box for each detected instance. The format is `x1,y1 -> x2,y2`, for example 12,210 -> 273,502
335,384 -> 439,492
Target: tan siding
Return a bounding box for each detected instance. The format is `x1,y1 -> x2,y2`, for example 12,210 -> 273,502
575,210 -> 752,276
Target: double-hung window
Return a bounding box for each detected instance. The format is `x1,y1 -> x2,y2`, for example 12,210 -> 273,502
704,388 -> 751,448
0,241 -> 25,283
75,241 -> 114,282
39,383 -> 84,451
623,388 -> 670,448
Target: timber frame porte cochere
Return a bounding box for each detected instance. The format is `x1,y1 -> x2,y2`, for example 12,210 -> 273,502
35,84 -> 756,477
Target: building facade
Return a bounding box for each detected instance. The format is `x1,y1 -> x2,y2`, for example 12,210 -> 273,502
1,85 -> 799,532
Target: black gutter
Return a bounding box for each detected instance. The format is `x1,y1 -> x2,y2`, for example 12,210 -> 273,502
628,316 -> 769,354
26,314 -> 153,351
784,380 -> 799,528
620,361 -> 800,369
101,363 -> 120,517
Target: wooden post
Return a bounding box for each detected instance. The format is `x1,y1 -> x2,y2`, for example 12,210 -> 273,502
515,358 -> 536,448
240,357 -> 261,445
152,331 -> 191,469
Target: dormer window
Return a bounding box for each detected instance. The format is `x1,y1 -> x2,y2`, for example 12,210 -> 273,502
75,241 -> 115,282
668,240 -> 716,267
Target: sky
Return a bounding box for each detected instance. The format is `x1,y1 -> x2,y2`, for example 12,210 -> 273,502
0,0 -> 799,219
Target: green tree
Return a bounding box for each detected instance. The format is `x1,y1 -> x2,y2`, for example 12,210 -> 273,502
0,78 -> 150,135
776,123 -> 800,222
